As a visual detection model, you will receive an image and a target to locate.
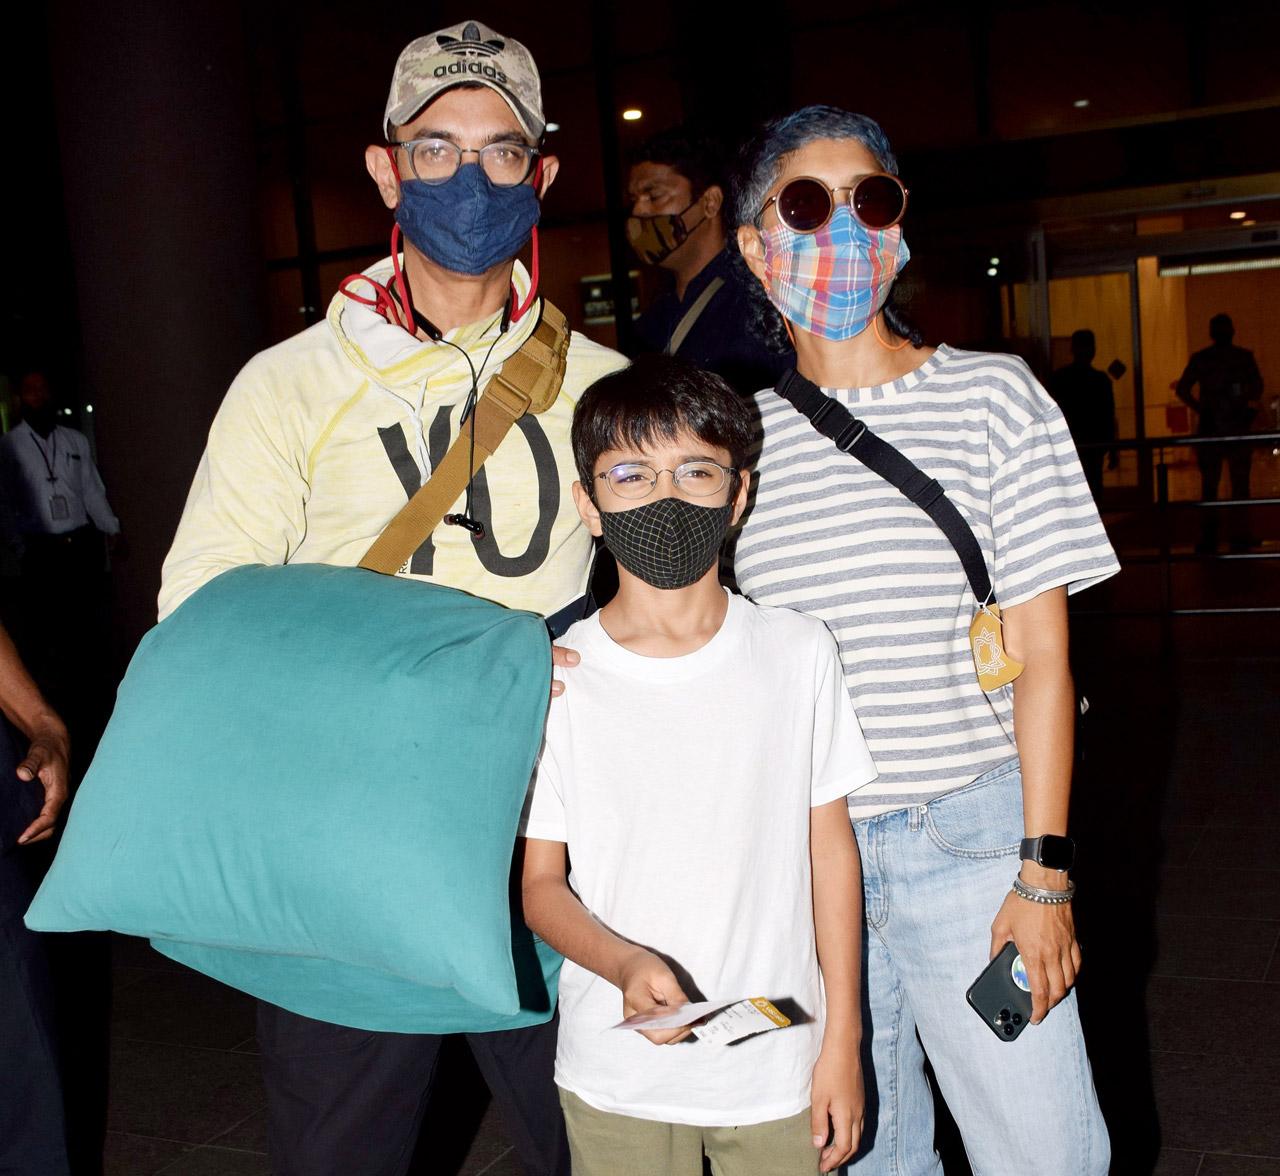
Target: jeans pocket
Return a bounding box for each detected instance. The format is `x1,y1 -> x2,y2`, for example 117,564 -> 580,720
923,760 -> 1023,859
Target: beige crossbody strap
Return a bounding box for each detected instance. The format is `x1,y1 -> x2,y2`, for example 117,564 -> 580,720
665,276 -> 724,356
358,301 -> 570,575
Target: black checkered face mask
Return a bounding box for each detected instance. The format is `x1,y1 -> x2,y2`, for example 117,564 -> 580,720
597,497 -> 734,590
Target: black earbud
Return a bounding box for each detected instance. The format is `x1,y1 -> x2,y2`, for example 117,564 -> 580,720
412,308 -> 443,341
395,280 -> 515,544
444,513 -> 486,540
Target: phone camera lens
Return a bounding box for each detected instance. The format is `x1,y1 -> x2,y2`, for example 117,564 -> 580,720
996,1008 -> 1010,1023
1012,1013 -> 1023,1025
1003,1024 -> 1015,1035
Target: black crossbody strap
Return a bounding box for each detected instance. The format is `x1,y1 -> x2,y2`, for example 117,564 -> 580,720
775,369 -> 995,605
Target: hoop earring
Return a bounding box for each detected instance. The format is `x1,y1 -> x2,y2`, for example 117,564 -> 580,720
752,259 -> 796,347
873,313 -> 911,352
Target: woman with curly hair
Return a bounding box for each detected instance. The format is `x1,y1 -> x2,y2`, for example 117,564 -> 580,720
731,105 -> 1115,1174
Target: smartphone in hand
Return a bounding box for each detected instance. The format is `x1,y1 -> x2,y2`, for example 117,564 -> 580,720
966,941 -> 1034,1042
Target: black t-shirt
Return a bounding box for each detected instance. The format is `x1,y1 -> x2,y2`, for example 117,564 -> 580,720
633,249 -> 792,395
1049,363 -> 1116,446
1178,344 -> 1263,434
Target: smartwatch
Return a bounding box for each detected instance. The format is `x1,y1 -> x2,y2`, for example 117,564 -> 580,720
1019,834 -> 1075,872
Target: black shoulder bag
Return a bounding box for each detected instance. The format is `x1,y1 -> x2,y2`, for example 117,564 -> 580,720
774,368 -> 1023,691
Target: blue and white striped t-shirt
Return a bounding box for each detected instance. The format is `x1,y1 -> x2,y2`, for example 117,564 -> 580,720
733,344 -> 1120,820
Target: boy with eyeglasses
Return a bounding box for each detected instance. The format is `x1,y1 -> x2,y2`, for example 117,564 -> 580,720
520,353 -> 878,1176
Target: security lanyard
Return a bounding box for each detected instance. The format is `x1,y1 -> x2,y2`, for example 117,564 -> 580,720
29,430 -> 59,484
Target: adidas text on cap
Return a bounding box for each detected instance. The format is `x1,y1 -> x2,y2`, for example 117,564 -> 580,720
384,21 -> 545,141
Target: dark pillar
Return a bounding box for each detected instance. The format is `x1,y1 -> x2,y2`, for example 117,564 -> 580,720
49,0 -> 266,653
591,6 -> 638,355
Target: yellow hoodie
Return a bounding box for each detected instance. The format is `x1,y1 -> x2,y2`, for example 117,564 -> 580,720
160,259 -> 625,620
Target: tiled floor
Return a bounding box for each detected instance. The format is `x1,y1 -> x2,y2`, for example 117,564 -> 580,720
38,623 -> 1280,1175
1070,633 -> 1280,1176
99,934 -> 521,1176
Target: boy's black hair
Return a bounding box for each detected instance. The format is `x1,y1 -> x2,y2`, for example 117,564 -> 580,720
572,355 -> 755,487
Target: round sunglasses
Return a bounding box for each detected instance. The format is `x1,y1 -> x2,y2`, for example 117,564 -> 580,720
758,173 -> 909,233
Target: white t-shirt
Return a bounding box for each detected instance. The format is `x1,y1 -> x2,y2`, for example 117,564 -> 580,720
520,590 -> 877,1126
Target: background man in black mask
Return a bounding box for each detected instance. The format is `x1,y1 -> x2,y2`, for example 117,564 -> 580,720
627,127 -> 791,395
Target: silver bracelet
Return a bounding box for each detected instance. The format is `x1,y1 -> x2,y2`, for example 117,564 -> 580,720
1012,876 -> 1076,905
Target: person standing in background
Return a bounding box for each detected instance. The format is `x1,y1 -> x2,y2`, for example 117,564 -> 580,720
733,105 -> 1115,1175
0,367 -> 119,729
1049,329 -> 1116,503
0,619 -> 71,1176
1176,313 -> 1263,552
0,369 -> 120,556
627,126 -> 791,395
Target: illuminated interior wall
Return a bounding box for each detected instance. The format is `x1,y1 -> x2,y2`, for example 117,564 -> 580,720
1136,255 -> 1280,439
1135,215 -> 1190,442
1136,256 -> 1190,439
1182,268 -> 1280,432
1001,283 -> 1028,335
535,222 -> 618,350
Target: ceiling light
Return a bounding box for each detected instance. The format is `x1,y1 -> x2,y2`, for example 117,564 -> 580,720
1073,98 -> 1090,108
622,108 -> 643,122
1242,219 -> 1257,227
86,404 -> 94,413
1159,256 -> 1280,277
1229,210 -> 1247,220
989,257 -> 1000,266
544,122 -> 560,133
986,267 -> 998,276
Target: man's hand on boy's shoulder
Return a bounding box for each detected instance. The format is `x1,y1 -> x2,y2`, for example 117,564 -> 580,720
811,1040 -> 865,1173
549,645 -> 579,698
616,947 -> 694,1046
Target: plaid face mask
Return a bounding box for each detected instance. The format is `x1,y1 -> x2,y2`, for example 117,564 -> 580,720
762,207 -> 910,341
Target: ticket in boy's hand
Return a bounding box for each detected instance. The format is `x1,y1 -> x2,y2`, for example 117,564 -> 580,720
612,998 -> 741,1031
613,997 -> 791,1044
692,998 -> 791,1045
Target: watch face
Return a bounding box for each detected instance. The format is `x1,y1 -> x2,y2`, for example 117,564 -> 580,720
1039,834 -> 1075,871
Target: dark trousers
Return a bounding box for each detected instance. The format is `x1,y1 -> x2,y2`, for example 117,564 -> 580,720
1196,442 -> 1253,549
14,527 -> 112,749
257,1001 -> 569,1176
0,859 -> 70,1176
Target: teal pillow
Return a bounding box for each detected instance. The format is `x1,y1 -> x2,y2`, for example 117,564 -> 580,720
26,564 -> 559,1032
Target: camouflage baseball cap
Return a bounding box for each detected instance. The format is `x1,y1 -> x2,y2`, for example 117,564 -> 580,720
384,20 -> 545,142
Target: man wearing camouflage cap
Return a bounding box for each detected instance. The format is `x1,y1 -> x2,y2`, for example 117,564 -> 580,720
161,20 -> 624,1176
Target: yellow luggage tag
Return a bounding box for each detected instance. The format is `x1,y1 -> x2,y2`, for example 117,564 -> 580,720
969,601 -> 1023,691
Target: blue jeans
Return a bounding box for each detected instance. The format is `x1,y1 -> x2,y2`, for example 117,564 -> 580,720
847,759 -> 1109,1175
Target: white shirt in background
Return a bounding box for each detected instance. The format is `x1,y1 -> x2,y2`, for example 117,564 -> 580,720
0,421 -> 120,540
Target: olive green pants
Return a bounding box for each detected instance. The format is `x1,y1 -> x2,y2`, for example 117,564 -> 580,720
559,1089 -> 819,1176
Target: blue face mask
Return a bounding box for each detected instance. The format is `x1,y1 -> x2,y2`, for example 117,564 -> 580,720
396,164 -> 540,276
